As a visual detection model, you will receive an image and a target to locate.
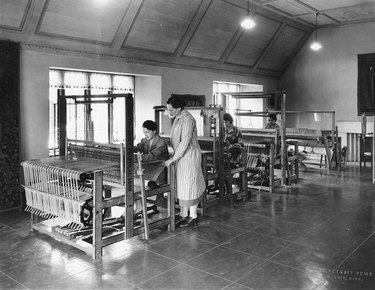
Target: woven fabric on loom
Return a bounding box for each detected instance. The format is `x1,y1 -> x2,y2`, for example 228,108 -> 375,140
21,160 -> 93,229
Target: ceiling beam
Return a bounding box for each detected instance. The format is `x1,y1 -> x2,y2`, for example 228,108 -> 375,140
218,8 -> 257,64
218,27 -> 243,64
22,0 -> 48,34
292,2 -> 375,17
251,22 -> 286,72
111,0 -> 143,50
244,0 -> 317,28
173,0 -> 213,57
1,25 -> 278,78
279,29 -> 312,76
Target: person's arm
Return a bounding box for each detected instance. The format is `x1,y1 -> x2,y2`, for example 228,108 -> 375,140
142,139 -> 168,162
134,140 -> 144,152
171,117 -> 194,162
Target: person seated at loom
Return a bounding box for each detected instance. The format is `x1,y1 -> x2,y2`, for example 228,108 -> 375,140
134,120 -> 169,219
265,113 -> 280,129
223,113 -> 244,165
223,113 -> 246,201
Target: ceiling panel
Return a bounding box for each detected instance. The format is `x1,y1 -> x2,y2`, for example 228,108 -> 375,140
38,0 -> 130,43
324,2 -> 375,23
226,14 -> 280,67
3,0 -> 373,78
252,0 -> 375,27
299,0 -> 373,11
258,25 -> 305,71
266,0 -> 311,17
124,0 -> 201,53
252,0 -> 280,5
0,0 -> 30,30
297,13 -> 337,26
183,0 -> 245,61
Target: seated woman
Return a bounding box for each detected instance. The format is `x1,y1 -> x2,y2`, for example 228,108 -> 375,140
265,113 -> 279,129
134,120 -> 169,218
223,113 -> 244,164
135,120 -> 169,166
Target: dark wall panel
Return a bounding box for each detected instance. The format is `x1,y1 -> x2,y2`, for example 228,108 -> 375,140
358,53 -> 375,115
0,40 -> 21,210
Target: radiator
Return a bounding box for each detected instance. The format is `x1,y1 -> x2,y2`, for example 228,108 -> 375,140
347,133 -> 360,162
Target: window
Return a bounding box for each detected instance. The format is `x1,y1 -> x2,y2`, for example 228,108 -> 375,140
213,81 -> 263,129
49,69 -> 134,156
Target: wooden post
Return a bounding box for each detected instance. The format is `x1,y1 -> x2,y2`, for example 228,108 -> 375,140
270,143 -> 275,193
93,170 -> 103,260
136,152 -> 149,240
373,116 -> 375,184
280,91 -> 286,186
169,163 -> 176,231
108,90 -> 113,143
57,89 -> 66,156
124,95 -> 134,239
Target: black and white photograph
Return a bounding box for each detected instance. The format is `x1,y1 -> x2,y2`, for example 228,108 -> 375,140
0,0 -> 374,289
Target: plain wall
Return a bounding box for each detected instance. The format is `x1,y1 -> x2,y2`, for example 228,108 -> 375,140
20,48 -> 278,160
280,21 -> 375,123
134,75 -> 162,142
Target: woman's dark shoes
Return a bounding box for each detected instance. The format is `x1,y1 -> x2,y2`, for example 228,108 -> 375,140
179,217 -> 198,228
175,215 -> 187,228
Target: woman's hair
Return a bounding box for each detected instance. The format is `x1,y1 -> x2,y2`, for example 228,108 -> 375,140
142,120 -> 157,131
268,113 -> 277,121
223,113 -> 233,124
166,96 -> 184,110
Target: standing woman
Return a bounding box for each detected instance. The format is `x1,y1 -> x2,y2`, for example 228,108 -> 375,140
164,96 -> 206,227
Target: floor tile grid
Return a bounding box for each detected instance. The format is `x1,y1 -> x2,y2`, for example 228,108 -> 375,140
211,207 -> 342,288
131,220 -> 270,289
239,197 -> 374,290
143,174 -> 373,290
0,270 -> 28,289
333,231 -> 375,272
142,217 -> 302,289
140,227 -> 250,289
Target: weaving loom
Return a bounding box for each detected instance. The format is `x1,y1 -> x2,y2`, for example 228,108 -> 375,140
22,156 -> 113,230
284,110 -> 342,170
21,91 -> 166,259
21,140 -> 176,260
241,127 -> 288,193
285,127 -> 341,169
219,90 -> 289,191
22,156 -> 112,259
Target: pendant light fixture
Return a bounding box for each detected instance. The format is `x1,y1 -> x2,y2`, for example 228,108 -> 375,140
241,0 -> 255,29
310,13 -> 322,51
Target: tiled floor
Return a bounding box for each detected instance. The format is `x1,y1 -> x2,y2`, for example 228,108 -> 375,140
0,164 -> 374,289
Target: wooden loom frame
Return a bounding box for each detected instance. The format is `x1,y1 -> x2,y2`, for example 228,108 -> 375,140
26,93 -> 176,260
65,139 -> 177,234
28,157 -> 176,260
220,90 -> 288,192
283,110 -> 342,170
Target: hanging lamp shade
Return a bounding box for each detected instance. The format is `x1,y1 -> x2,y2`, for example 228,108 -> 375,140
310,13 -> 322,51
241,0 -> 255,29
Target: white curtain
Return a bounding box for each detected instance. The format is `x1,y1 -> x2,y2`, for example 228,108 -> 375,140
49,69 -> 134,91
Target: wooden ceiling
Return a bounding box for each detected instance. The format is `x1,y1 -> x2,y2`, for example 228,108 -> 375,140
0,0 -> 374,78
